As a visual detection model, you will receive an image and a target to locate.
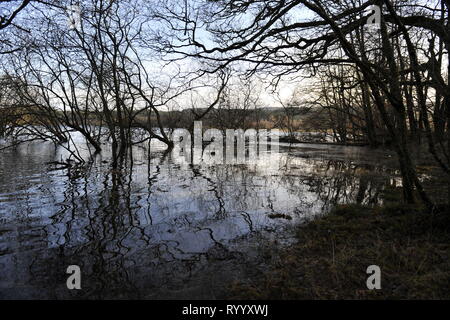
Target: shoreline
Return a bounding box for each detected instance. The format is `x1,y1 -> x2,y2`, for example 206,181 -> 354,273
227,199 -> 450,299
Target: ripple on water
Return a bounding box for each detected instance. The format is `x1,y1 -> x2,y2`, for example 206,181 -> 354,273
0,140 -> 400,298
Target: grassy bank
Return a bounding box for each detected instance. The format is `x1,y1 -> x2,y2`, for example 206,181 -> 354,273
228,199 -> 450,299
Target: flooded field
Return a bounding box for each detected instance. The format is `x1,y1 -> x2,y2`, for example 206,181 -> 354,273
0,135 -> 401,299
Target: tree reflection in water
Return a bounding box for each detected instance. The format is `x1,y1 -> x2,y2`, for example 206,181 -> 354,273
0,140 -> 398,299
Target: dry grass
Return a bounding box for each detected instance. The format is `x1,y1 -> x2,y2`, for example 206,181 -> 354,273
227,201 -> 450,299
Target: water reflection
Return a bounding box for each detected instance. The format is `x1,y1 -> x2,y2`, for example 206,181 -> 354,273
0,139 -> 398,299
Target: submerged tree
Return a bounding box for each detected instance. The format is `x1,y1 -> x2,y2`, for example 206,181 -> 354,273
0,0 -> 229,165
153,0 -> 449,207
1,0 -> 449,205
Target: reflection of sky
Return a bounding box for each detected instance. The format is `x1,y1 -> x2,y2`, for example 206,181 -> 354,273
0,135 -> 399,298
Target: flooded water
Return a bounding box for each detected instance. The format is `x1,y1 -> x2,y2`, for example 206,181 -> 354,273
0,134 -> 401,299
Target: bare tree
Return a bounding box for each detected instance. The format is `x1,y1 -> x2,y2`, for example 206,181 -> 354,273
154,0 -> 449,207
